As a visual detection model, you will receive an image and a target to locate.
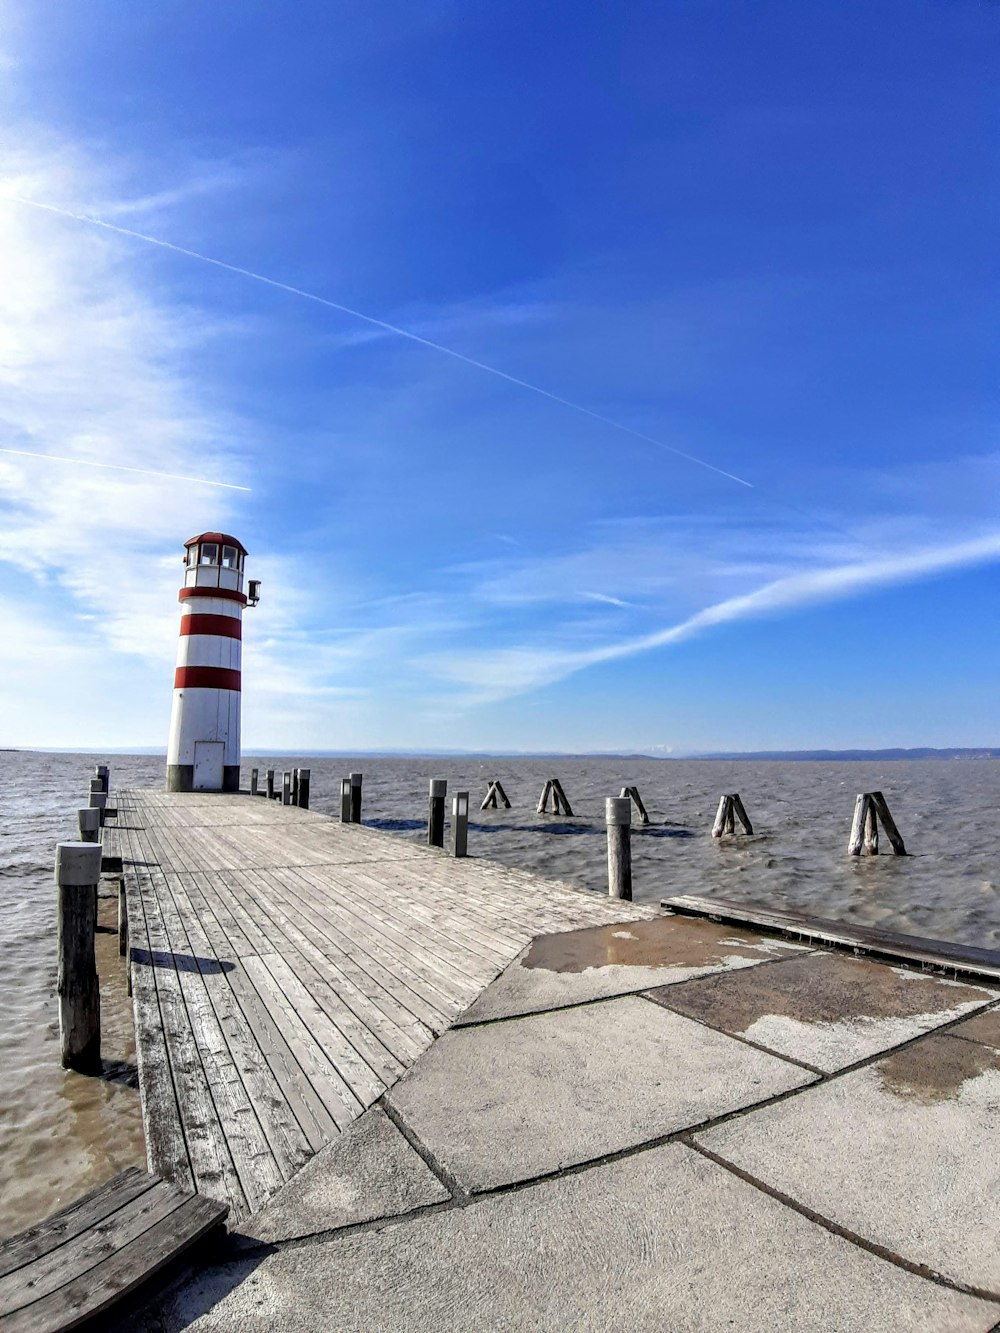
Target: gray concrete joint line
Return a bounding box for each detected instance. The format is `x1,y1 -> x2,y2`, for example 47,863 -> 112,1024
379,1095 -> 471,1203
686,1138 -> 1000,1306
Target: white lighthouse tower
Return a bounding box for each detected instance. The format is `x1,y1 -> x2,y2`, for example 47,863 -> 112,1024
166,532 -> 259,793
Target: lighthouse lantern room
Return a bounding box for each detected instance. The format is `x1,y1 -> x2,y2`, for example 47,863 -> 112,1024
166,532 -> 257,793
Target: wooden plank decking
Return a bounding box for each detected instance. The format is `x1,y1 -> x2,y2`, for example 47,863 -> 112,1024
0,1167 -> 226,1332
116,790 -> 657,1225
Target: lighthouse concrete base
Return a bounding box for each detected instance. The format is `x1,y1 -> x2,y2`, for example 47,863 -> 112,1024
165,764 -> 241,793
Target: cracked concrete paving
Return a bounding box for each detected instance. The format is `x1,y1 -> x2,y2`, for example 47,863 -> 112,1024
133,912 -> 1000,1331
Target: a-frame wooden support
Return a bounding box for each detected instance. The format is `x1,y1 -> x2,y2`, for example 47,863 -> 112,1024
481,779 -> 511,810
712,793 -> 754,837
848,791 -> 906,856
537,778 -> 574,816
619,785 -> 650,825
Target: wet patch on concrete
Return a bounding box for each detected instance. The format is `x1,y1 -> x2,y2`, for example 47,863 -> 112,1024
949,1006 -> 1000,1053
875,1034 -> 1000,1105
520,915 -> 804,974
648,953 -> 997,1071
457,917 -> 809,1024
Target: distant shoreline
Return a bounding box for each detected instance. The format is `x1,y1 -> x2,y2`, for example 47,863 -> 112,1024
10,746 -> 1000,761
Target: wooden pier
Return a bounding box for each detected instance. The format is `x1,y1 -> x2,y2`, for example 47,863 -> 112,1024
114,789 -> 656,1225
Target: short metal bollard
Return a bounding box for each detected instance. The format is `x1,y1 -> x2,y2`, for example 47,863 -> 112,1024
297,769 -> 311,811
78,807 -> 100,843
428,779 -> 447,848
350,772 -> 363,823
55,842 -> 103,1073
606,796 -> 633,901
451,791 -> 469,858
340,777 -> 352,823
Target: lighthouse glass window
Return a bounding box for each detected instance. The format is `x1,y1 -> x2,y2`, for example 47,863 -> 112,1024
222,545 -> 238,569
199,543 -> 219,565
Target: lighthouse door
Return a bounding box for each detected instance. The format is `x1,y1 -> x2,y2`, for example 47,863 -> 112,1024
193,741 -> 225,791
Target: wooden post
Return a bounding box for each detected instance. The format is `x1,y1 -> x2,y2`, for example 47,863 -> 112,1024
95,764 -> 110,795
118,878 -> 128,957
536,780 -> 553,814
606,797 -> 632,900
481,779 -> 511,811
77,808 -> 100,844
350,772 -> 363,824
250,768 -> 259,796
428,779 -> 446,848
451,791 -> 469,857
265,770 -> 275,800
291,769 -> 299,806
282,772 -> 292,806
297,769 -> 311,811
870,792 -> 906,855
88,790 -> 108,827
55,843 -> 102,1073
340,777 -> 352,823
712,795 -> 732,838
864,800 -> 879,855
551,779 -> 574,816
731,793 -> 754,835
848,794 -> 872,856
620,786 -> 650,826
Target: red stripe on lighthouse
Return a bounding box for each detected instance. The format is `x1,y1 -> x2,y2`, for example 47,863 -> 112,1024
174,667 -> 242,691
180,614 -> 242,639
179,587 -> 248,606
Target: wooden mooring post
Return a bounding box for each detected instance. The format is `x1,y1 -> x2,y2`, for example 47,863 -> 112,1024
619,786 -> 650,826
606,796 -> 632,900
340,777 -> 352,823
297,768 -> 310,811
265,770 -> 275,800
712,794 -> 754,837
428,779 -> 447,848
537,779 -> 574,816
88,788 -> 108,827
94,764 -> 110,796
451,791 -> 469,858
250,767 -> 259,796
77,807 -> 100,843
56,843 -> 102,1073
849,792 -> 906,856
282,772 -> 292,806
350,773 -> 363,824
481,779 -> 511,810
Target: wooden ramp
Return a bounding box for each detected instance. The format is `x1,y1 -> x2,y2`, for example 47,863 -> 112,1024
0,1167 -> 225,1332
116,790 -> 656,1225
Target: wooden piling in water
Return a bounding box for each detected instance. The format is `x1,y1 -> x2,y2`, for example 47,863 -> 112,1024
712,793 -> 754,837
619,786 -> 650,826
848,792 -> 906,856
428,779 -> 446,848
55,843 -> 102,1073
481,779 -> 511,810
606,797 -> 632,900
451,791 -> 469,858
350,773 -> 363,824
297,768 -> 310,811
537,779 -> 574,816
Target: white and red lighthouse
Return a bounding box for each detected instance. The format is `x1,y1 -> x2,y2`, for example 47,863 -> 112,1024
166,532 -> 259,793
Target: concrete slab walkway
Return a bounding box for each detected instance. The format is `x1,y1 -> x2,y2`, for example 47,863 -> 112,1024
131,909 -> 1000,1331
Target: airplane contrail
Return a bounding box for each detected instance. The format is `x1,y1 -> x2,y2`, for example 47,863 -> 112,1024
5,193 -> 754,490
0,447 -> 252,491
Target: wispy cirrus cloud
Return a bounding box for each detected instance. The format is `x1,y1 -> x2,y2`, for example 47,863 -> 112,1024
421,529 -> 1000,702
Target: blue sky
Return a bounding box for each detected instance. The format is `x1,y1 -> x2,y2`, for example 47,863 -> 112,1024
0,0 -> 996,752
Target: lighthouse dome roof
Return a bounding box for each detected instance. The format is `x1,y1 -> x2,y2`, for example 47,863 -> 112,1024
184,532 -> 248,555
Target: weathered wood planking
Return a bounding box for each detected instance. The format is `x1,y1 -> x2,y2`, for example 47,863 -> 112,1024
663,894 -> 1000,982
120,788 -> 657,1226
0,1166 -> 225,1332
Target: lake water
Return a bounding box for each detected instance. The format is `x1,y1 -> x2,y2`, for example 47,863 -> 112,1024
2,749 -> 998,1237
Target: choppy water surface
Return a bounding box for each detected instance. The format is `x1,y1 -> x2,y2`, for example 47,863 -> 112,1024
2,750 -> 998,1237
